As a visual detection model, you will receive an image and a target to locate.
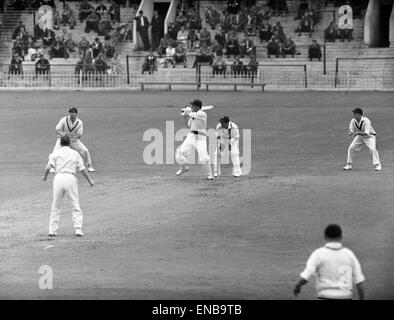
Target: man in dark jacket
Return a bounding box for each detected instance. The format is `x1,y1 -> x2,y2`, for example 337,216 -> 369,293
151,10 -> 163,51
134,10 -> 150,50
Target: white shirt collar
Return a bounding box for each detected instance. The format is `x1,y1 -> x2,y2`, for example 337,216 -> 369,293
324,242 -> 343,250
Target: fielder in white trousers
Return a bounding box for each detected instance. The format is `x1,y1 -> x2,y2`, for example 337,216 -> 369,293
344,109 -> 381,171
42,136 -> 94,237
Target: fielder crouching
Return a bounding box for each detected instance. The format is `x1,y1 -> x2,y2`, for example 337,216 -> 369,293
52,107 -> 95,173
176,99 -> 213,180
214,116 -> 242,177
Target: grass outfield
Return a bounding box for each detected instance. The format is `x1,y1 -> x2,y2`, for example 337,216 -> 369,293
0,91 -> 393,299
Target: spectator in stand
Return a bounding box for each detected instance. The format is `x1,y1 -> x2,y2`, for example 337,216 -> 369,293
281,37 -> 296,58
199,26 -> 211,47
52,9 -> 60,30
79,0 -> 93,22
85,10 -> 99,33
103,37 -> 115,59
142,50 -> 157,74
62,3 -> 76,29
212,39 -> 223,57
205,5 -> 220,30
12,35 -> 26,59
60,28 -> 69,43
79,34 -> 90,54
27,35 -> 40,61
91,37 -> 103,58
108,0 -> 121,22
221,11 -> 232,33
167,22 -> 179,41
226,30 -> 240,58
239,33 -> 256,58
339,16 -> 353,41
188,8 -> 202,31
308,39 -> 322,61
175,11 -> 188,29
273,21 -> 286,43
112,22 -> 133,43
134,10 -> 150,50
231,11 -> 245,32
42,28 -> 56,47
272,0 -> 289,16
188,29 -> 199,51
35,53 -> 50,75
258,19 -> 272,43
296,11 -> 314,37
93,53 -> 109,73
110,52 -> 122,75
173,42 -> 187,68
50,36 -> 69,59
64,33 -> 77,56
246,54 -> 259,77
212,54 -> 227,76
214,26 -> 226,49
12,22 -> 25,39
8,52 -> 23,77
163,43 -> 175,68
151,10 -> 164,51
324,21 -> 338,42
192,43 -> 214,68
231,56 -> 246,77
177,25 -> 189,49
296,0 -> 309,19
157,33 -> 175,57
96,3 -> 108,19
244,10 -> 257,35
267,35 -> 280,58
98,10 -> 112,36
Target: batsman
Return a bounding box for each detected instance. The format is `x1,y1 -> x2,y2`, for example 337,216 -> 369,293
214,116 -> 242,177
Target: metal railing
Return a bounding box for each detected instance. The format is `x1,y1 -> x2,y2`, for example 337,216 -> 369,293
0,66 -> 393,90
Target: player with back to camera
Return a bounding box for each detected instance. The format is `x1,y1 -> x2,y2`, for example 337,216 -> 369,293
343,107 -> 381,171
214,116 -> 242,177
42,135 -> 94,237
176,99 -> 213,180
51,107 -> 95,173
293,224 -> 365,300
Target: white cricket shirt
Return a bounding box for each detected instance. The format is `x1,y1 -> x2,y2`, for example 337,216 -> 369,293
188,110 -> 207,135
56,116 -> 84,140
349,116 -> 376,137
300,242 -> 365,299
216,121 -> 240,142
48,146 -> 86,175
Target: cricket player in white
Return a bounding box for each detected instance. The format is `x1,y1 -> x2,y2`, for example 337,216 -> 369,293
176,99 -> 213,180
214,116 -> 241,177
344,107 -> 381,171
52,107 -> 95,172
42,135 -> 94,237
293,224 -> 365,300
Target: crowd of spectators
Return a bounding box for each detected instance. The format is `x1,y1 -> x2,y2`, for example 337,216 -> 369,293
7,1 -> 130,77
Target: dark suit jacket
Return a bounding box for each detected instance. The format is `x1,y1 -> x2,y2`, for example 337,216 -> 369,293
151,15 -> 163,33
135,16 -> 150,31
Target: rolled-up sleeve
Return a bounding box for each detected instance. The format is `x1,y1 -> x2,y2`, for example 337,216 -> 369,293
351,252 -> 365,284
76,154 -> 86,172
300,251 -> 319,281
348,119 -> 355,133
48,153 -> 55,168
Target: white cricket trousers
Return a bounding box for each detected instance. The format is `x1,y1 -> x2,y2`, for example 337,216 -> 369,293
347,135 -> 380,165
53,138 -> 92,167
49,173 -> 82,234
176,132 -> 212,177
213,140 -> 242,176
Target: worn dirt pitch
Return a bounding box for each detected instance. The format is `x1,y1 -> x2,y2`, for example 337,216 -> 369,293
0,91 -> 393,299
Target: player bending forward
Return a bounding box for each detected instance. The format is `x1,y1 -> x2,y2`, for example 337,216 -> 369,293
176,99 -> 213,180
52,107 -> 95,172
343,107 -> 381,171
42,135 -> 94,237
214,116 -> 242,177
